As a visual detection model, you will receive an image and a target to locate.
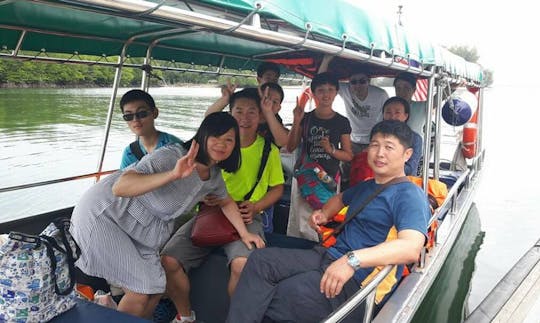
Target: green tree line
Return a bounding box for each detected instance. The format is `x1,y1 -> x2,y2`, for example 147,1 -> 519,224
0,54 -> 261,87
0,59 -> 140,87
447,45 -> 494,87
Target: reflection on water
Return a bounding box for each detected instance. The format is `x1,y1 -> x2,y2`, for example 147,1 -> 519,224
412,204 -> 485,323
1,88 -> 109,129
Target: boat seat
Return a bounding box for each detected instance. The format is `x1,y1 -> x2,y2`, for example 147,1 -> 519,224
188,233 -> 316,323
438,171 -> 461,190
51,298 -> 150,322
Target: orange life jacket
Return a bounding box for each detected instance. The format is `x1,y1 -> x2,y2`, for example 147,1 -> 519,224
406,176 -> 448,212
406,176 -> 447,256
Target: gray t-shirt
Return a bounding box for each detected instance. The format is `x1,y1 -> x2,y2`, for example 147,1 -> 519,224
339,85 -> 388,144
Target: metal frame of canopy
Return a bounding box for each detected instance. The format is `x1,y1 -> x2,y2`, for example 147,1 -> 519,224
0,1 -> 487,322
0,0 -> 483,82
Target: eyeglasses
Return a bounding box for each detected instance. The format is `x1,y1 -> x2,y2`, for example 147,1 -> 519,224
350,79 -> 368,85
122,110 -> 151,121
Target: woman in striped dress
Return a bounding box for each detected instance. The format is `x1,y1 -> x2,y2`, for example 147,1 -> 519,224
70,112 -> 265,318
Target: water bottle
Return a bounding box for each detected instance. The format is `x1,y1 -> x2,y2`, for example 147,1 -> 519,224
313,167 -> 337,190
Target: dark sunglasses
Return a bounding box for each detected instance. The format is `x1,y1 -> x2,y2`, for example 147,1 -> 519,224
122,110 -> 151,121
350,79 -> 368,85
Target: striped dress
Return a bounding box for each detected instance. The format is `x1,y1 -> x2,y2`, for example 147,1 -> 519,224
70,144 -> 228,294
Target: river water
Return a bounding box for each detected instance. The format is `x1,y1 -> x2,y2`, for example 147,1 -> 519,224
1,85 -> 539,321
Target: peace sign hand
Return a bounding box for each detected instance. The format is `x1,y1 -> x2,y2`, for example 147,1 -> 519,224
221,79 -> 237,99
258,86 -> 274,116
172,140 -> 199,180
293,96 -> 305,124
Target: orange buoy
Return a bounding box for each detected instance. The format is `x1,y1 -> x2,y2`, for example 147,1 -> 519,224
462,111 -> 478,159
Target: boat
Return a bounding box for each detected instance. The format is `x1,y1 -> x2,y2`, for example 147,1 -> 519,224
0,1 -> 486,322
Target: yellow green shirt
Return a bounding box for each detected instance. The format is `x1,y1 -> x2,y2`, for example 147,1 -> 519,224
222,135 -> 284,202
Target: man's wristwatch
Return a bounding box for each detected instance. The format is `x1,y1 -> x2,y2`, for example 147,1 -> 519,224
346,251 -> 361,271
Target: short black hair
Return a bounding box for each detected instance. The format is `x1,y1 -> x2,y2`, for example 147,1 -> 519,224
229,87 -> 261,112
260,82 -> 284,103
383,96 -> 411,121
119,89 -> 156,112
310,72 -> 339,93
370,119 -> 413,149
257,62 -> 281,78
393,72 -> 417,89
184,112 -> 241,172
350,66 -> 369,77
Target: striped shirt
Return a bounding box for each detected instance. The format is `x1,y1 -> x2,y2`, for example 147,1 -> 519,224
70,144 -> 228,293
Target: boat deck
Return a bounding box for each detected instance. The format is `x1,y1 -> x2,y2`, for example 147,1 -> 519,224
465,239 -> 540,323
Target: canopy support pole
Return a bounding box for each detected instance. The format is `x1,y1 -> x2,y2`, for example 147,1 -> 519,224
95,48 -> 126,179
476,87 -> 485,161
13,30 -> 26,56
433,74 -> 445,180
422,70 -> 436,189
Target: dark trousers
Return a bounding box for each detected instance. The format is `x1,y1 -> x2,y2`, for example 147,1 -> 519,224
226,246 -> 365,323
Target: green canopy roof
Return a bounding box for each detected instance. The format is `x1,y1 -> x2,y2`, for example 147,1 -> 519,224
0,0 -> 483,84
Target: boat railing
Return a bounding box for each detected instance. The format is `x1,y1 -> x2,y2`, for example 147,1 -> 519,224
418,167 -> 471,269
468,148 -> 485,179
0,170 -> 117,194
322,265 -> 394,323
432,167 -> 471,222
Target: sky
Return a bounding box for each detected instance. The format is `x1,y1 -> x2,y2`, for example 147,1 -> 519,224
362,0 -> 540,86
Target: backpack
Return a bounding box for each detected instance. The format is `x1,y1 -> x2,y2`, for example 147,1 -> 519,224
294,159 -> 337,210
293,114 -> 338,210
